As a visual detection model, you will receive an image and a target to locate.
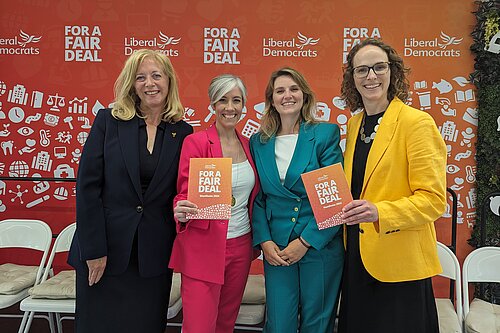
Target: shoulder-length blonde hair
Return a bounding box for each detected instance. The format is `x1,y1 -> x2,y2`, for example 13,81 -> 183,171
259,67 -> 317,142
111,49 -> 184,123
341,38 -> 410,111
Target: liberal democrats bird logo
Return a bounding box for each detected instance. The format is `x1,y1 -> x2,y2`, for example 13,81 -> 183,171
438,31 -> 463,49
296,32 -> 320,50
158,32 -> 181,49
18,30 -> 42,47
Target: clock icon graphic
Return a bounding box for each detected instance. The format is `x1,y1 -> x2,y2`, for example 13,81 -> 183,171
8,107 -> 25,123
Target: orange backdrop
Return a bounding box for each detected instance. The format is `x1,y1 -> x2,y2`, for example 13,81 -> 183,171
0,1 -> 478,294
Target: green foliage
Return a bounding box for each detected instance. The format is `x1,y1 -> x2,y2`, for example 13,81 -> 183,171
469,0 -> 500,304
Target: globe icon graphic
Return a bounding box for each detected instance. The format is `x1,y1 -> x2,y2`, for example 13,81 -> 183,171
0,81 -> 6,97
77,131 -> 89,146
9,160 -> 30,177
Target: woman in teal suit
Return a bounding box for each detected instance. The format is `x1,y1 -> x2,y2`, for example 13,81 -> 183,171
250,67 -> 344,333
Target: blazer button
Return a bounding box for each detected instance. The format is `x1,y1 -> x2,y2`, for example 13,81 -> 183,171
136,205 -> 143,213
291,217 -> 296,222
296,198 -> 301,202
294,207 -> 299,212
359,228 -> 364,234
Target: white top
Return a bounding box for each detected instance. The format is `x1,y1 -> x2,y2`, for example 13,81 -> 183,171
228,160 -> 254,239
275,134 -> 298,185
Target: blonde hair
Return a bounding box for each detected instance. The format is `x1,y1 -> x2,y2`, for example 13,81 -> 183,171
208,74 -> 247,107
259,67 -> 318,142
111,49 -> 184,123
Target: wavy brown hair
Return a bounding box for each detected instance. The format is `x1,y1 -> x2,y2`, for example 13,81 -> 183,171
259,67 -> 318,142
112,49 -> 184,123
341,38 -> 410,111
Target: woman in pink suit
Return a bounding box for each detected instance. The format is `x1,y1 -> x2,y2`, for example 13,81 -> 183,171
169,74 -> 260,333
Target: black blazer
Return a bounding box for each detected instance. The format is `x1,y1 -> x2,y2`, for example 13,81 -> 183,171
68,108 -> 193,278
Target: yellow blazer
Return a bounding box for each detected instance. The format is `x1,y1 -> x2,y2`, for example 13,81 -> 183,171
344,98 -> 447,282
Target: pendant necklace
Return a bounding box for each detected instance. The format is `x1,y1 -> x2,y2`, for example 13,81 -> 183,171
359,113 -> 383,144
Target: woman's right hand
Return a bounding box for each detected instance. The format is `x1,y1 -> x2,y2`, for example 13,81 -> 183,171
174,200 -> 198,223
261,240 -> 289,266
86,256 -> 107,286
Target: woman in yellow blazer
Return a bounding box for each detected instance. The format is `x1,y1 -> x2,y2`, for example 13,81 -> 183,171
337,38 -> 447,333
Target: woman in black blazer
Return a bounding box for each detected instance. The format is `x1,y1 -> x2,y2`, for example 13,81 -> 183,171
68,49 -> 192,333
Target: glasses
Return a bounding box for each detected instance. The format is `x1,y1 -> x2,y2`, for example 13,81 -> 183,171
352,62 -> 391,78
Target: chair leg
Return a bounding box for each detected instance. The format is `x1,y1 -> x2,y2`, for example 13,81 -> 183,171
48,313 -> 56,333
17,311 -> 30,333
23,311 -> 35,333
55,313 -> 63,333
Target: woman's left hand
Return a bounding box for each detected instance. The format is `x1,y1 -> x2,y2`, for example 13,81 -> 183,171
341,199 -> 379,225
277,238 -> 308,265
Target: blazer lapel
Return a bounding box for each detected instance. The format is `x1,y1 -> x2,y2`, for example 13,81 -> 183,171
255,135 -> 294,197
344,112 -> 363,185
283,122 -> 314,189
118,117 -> 143,201
362,98 -> 401,194
207,124 -> 223,158
145,121 -> 182,198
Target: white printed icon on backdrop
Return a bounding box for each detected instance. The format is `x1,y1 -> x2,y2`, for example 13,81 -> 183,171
18,139 -> 36,155
436,97 -> 455,116
53,146 -> 67,159
466,188 -> 477,209
17,126 -> 34,136
0,162 -> 5,174
19,30 -> 42,47
0,102 -> 5,119
296,32 -> 320,50
314,102 -> 331,121
183,107 -> 201,127
54,186 -> 69,200
450,177 -> 464,191
44,113 -> 59,127
63,116 -> 74,129
33,180 -> 50,195
416,91 -> 431,111
414,81 -> 427,90
0,81 -> 6,96
452,76 -> 469,87
1,141 -> 14,155
31,91 -> 44,108
7,84 -> 28,105
253,102 -> 265,119
460,127 -> 475,147
9,107 -> 25,123
332,97 -> 346,110
9,185 -> 28,204
0,180 -> 5,194
47,93 -> 65,112
92,100 -> 105,115
26,195 -> 50,208
56,131 -> 72,144
8,161 -> 29,177
465,165 -> 476,183
25,113 -> 42,124
71,148 -> 81,164
432,79 -> 452,94
455,89 -> 475,103
446,164 -> 460,174
0,200 -> 6,213
39,129 -> 51,147
439,120 -> 459,142
69,97 -> 88,114
241,119 -> 260,139
78,116 -> 91,128
463,107 -> 478,126
54,164 -> 75,178
77,132 -> 88,146
455,150 -> 472,161
158,32 -> 181,48
0,124 -> 10,137
32,151 -> 53,172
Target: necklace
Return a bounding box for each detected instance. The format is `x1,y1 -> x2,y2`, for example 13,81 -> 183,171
231,144 -> 242,207
359,114 -> 383,144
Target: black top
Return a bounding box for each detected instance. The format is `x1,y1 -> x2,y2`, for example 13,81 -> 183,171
346,111 -> 384,285
139,119 -> 165,194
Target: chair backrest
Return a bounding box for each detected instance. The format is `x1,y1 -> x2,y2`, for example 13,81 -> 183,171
462,246 -> 500,316
436,241 -> 463,325
39,223 -> 76,283
0,219 -> 52,285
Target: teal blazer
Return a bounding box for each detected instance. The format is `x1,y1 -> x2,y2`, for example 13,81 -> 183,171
250,122 -> 343,250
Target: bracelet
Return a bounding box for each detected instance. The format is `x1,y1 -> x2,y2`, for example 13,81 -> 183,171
298,236 -> 311,249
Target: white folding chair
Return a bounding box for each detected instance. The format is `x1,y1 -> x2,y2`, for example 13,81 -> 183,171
234,274 -> 265,332
435,242 -> 463,333
462,246 -> 500,333
18,223 -> 76,333
0,219 -> 52,324
166,272 -> 183,328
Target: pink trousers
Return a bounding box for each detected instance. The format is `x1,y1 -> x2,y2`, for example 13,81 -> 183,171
180,232 -> 253,333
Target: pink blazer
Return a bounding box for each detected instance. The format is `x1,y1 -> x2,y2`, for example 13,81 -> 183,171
168,124 -> 260,284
